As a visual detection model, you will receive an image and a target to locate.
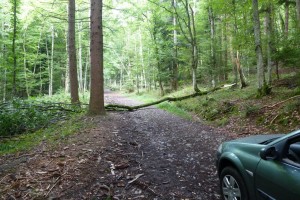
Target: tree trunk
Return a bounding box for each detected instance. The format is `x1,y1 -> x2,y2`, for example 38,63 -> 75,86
49,25 -> 54,97
65,27 -> 70,94
12,0 -> 18,96
84,49 -> 89,93
23,31 -> 29,97
236,51 -> 247,88
68,0 -> 80,104
266,4 -> 273,85
209,6 -> 216,87
296,0 -> 300,28
78,21 -> 83,93
285,0 -> 289,37
252,0 -> 266,94
89,0 -> 105,115
172,0 -> 178,91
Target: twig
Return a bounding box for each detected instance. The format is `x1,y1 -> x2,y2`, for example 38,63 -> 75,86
128,174 -> 144,184
0,174 -> 10,184
264,95 -> 300,109
45,176 -> 61,197
271,114 -> 280,124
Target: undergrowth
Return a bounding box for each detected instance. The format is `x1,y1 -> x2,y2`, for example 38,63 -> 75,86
0,113 -> 91,155
0,91 -> 88,137
128,73 -> 300,133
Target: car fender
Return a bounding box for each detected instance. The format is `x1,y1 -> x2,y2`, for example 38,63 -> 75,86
218,152 -> 256,200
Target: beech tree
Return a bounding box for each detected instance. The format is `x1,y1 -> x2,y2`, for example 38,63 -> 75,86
89,0 -> 105,115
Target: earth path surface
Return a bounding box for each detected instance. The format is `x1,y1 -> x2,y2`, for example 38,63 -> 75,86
0,92 -> 236,199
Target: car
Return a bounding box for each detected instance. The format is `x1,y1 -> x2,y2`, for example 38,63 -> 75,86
216,129 -> 300,200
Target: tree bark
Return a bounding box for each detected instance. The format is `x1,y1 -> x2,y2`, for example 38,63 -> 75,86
78,20 -> 83,93
296,0 -> 300,28
237,53 -> 247,88
252,0 -> 265,93
12,0 -> 18,96
89,0 -> 105,115
23,30 -> 29,97
285,0 -> 289,37
171,0 -> 178,91
49,25 -> 54,97
266,4 -> 273,85
105,85 -> 228,111
209,6 -> 216,87
68,0 -> 80,104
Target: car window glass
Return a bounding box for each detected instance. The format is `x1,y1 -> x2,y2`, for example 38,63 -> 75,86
284,140 -> 300,166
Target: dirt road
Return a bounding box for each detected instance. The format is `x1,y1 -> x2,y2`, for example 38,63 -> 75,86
0,92 -> 234,199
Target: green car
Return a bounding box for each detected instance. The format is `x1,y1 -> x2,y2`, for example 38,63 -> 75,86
216,129 -> 300,200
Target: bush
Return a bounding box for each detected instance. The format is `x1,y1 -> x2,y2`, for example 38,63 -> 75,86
0,99 -> 84,137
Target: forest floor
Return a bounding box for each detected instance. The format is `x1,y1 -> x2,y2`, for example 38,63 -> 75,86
1,92 -> 241,200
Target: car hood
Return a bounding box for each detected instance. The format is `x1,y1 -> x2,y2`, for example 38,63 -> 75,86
231,134 -> 284,144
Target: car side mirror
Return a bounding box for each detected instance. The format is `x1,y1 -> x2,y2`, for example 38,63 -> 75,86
260,147 -> 279,160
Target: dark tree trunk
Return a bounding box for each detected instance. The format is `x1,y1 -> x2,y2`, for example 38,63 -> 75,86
68,0 -> 80,104
89,0 -> 105,115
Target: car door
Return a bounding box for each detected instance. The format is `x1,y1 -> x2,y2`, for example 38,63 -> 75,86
254,136 -> 300,200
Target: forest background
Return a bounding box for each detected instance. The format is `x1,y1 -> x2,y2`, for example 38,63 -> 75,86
0,0 -> 300,143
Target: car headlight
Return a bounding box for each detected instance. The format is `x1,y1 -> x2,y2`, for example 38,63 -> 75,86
217,144 -> 223,153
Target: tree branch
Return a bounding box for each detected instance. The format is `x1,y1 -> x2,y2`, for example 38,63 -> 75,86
105,85 -> 231,111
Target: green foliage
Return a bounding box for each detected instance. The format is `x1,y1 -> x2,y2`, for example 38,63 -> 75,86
0,113 -> 90,155
124,81 -> 134,93
243,104 -> 260,118
0,98 -> 85,137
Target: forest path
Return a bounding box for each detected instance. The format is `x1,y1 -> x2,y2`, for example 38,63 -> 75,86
0,92 -> 236,199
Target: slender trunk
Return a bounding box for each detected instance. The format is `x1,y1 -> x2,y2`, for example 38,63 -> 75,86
266,4 -> 273,85
138,28 -> 146,89
65,27 -> 70,94
39,61 -> 43,95
49,24 -> 54,96
68,0 -> 80,103
89,0 -> 105,115
3,69 -> 6,101
78,21 -> 83,93
190,3 -> 199,92
33,30 -> 43,74
12,0 -> 18,96
285,0 -> 289,37
296,0 -> 300,28
23,31 -> 29,97
83,49 -> 89,93
209,6 -> 216,87
236,51 -> 247,88
252,0 -> 265,93
172,0 -> 178,91
223,15 -> 228,81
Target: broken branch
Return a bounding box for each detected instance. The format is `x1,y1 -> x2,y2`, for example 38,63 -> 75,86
105,85 -> 230,111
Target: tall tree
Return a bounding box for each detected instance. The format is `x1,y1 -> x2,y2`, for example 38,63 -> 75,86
10,0 -> 20,96
173,0 -> 200,92
68,0 -> 80,104
296,0 -> 300,28
89,0 -> 105,115
252,0 -> 269,95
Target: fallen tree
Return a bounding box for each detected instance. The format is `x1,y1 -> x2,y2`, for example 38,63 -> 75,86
105,84 -> 235,111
